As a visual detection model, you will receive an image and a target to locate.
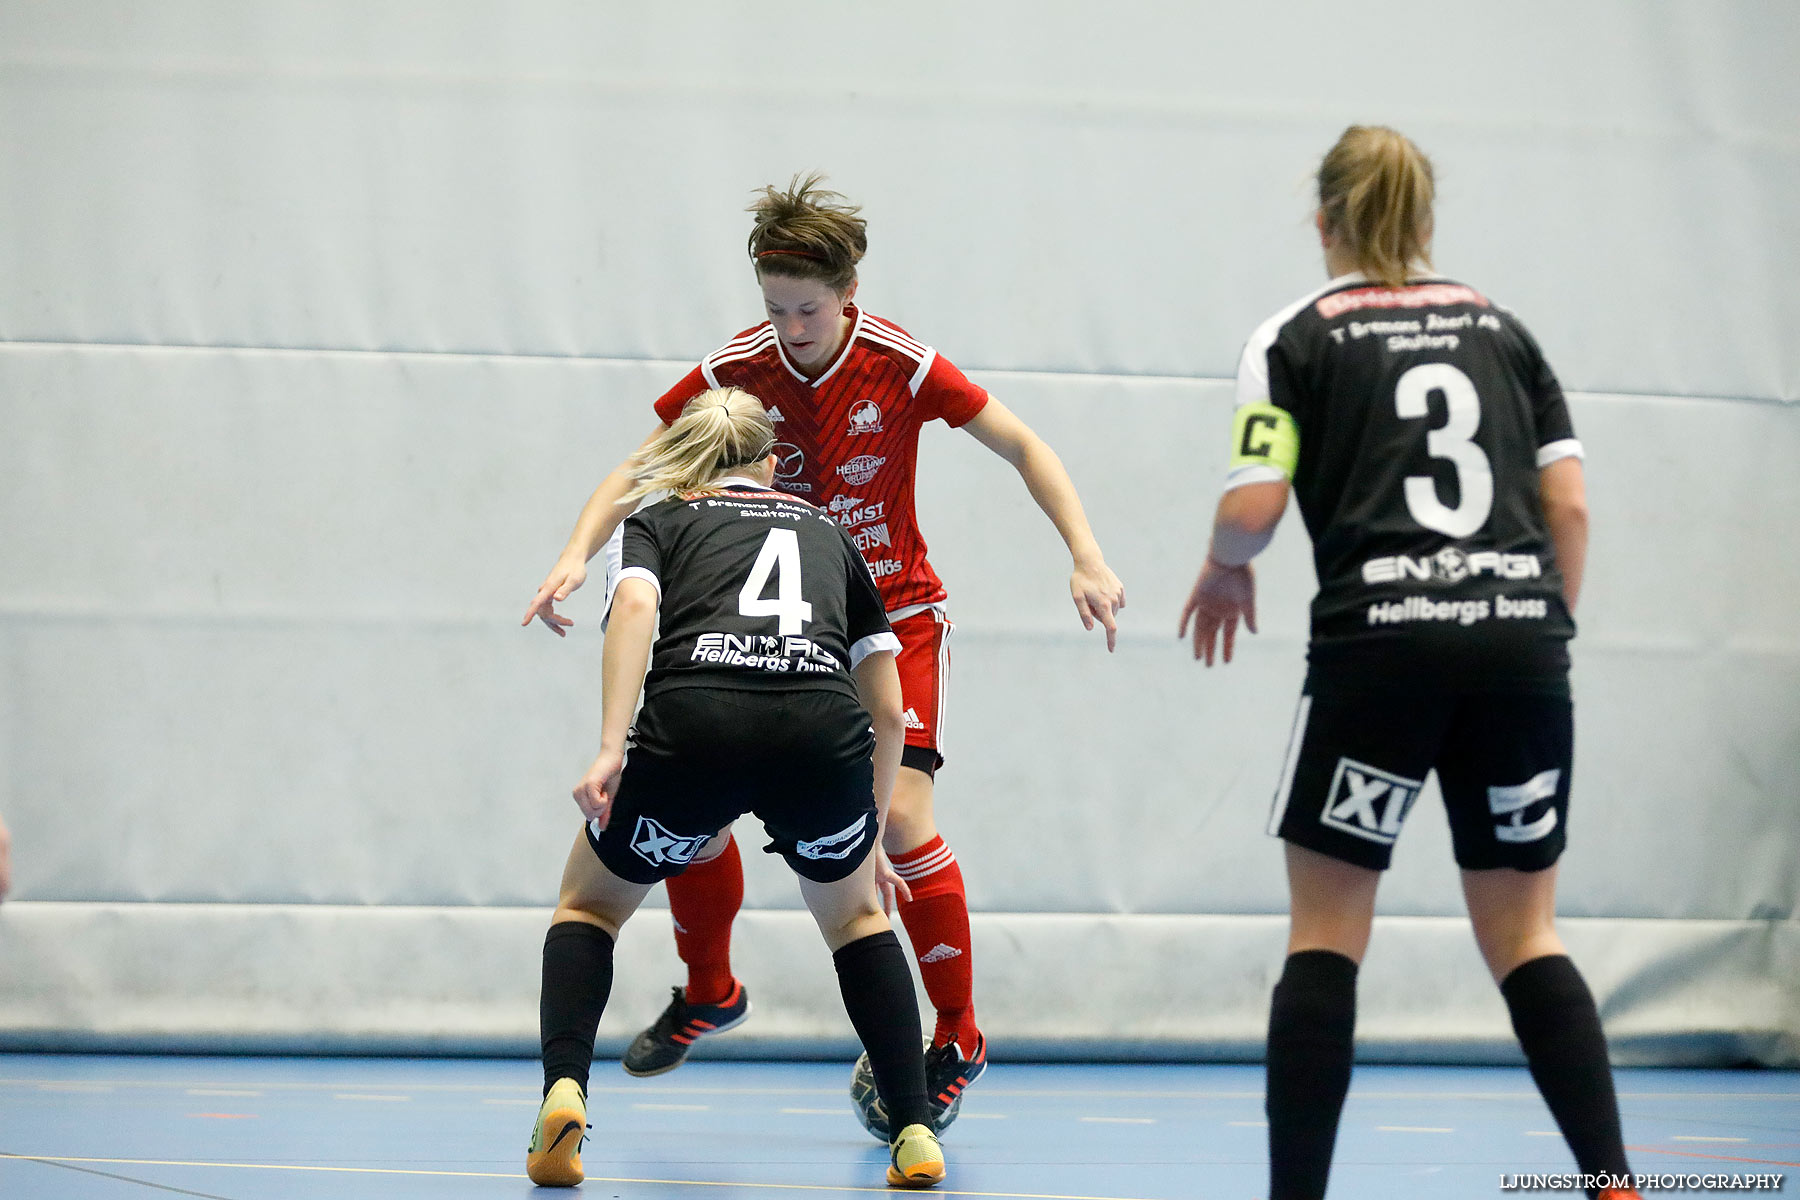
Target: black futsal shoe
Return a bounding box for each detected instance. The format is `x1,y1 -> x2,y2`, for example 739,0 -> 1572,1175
923,1032 -> 987,1132
620,982 -> 752,1077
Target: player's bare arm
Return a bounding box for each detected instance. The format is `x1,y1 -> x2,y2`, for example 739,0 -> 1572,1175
571,576 -> 657,827
961,399 -> 1127,651
524,421 -> 670,637
1539,457 -> 1588,614
853,649 -> 912,912
1179,479 -> 1287,666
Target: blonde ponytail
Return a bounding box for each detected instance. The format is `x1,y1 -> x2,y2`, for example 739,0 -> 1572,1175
1318,125 -> 1435,289
619,388 -> 776,503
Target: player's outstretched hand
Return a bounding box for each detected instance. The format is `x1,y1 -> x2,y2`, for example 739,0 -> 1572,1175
572,748 -> 625,828
873,847 -> 912,916
1177,560 -> 1257,667
523,558 -> 587,638
1071,558 -> 1127,652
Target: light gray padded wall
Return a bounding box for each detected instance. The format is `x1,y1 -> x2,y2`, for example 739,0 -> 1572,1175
2,2 -> 1796,1060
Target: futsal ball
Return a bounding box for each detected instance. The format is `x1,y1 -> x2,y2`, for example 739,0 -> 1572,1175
849,1051 -> 892,1142
849,1050 -> 962,1142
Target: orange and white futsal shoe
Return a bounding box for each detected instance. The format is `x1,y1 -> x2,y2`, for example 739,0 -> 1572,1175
525,1077 -> 588,1186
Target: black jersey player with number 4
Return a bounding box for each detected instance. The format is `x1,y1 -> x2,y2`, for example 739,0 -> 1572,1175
526,388 -> 948,1191
1179,127 -> 1640,1200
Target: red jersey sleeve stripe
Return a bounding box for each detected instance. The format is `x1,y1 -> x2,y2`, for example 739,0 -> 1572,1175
862,315 -> 929,357
703,326 -> 776,371
859,326 -> 940,397
908,348 -> 938,396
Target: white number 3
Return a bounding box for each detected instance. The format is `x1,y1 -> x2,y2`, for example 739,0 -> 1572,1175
1395,362 -> 1494,539
738,528 -> 813,634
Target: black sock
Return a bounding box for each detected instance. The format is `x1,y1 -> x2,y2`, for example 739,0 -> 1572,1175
540,921 -> 615,1096
833,930 -> 930,1134
1266,949 -> 1359,1200
1502,954 -> 1630,1196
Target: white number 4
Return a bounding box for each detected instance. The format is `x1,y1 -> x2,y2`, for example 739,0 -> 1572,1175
738,528 -> 813,634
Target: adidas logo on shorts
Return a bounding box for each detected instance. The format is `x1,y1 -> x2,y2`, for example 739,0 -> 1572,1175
920,943 -> 963,963
903,707 -> 926,731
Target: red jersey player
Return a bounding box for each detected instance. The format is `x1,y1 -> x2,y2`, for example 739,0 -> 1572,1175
523,175 -> 1125,1133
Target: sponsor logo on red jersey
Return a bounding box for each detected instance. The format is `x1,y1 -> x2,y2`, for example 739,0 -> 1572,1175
848,399 -> 883,435
838,455 -> 887,486
852,522 -> 892,552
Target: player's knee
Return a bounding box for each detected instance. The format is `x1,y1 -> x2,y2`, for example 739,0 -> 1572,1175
811,897 -> 887,950
551,905 -> 624,939
1472,919 -> 1565,983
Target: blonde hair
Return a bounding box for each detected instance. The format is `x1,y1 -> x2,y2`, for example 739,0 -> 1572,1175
746,172 -> 867,293
1317,125 -> 1435,289
619,388 -> 777,503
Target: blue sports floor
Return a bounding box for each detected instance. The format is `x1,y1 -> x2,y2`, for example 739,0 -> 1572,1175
1,1056 -> 1794,1198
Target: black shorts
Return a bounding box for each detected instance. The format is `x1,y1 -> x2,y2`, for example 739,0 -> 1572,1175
587,685 -> 879,885
1266,686 -> 1573,872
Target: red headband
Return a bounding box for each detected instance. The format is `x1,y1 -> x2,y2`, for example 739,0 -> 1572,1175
756,248 -> 825,261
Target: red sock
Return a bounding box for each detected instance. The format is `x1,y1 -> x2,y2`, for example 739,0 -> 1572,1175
665,834 -> 743,1005
892,835 -> 979,1052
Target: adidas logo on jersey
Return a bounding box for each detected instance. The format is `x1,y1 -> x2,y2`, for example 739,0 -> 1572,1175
902,707 -> 926,731
919,943 -> 963,963
767,405 -> 786,423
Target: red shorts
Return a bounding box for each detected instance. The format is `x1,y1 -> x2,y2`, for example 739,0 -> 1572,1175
889,605 -> 953,770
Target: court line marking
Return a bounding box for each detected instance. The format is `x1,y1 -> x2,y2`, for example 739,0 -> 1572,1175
780,1107 -> 842,1114
1227,1121 -> 1267,1127
1376,1126 -> 1454,1133
330,1093 -> 409,1102
1526,1130 -> 1560,1136
4,1076 -> 1797,1102
1627,1144 -> 1800,1168
1080,1116 -> 1155,1125
0,1153 -> 1165,1199
0,1155 -> 238,1200
633,1103 -> 711,1111
481,1097 -> 540,1105
1672,1135 -> 1751,1143
185,1089 -> 262,1097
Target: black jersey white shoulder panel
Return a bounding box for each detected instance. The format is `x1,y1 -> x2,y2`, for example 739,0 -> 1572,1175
1226,276 -> 1348,492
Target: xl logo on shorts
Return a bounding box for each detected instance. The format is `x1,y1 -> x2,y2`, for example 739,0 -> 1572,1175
1321,758 -> 1423,845
631,816 -> 710,869
1489,769 -> 1560,844
795,814 -> 871,861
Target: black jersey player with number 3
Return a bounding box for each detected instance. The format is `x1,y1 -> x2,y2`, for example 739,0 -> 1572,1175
1179,127 -> 1641,1200
526,388 -> 947,1191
